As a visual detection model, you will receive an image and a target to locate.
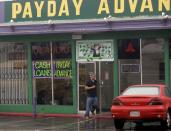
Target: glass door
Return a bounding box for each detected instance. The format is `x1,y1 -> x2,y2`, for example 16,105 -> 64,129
78,62 -> 95,112
78,61 -> 114,113
99,61 -> 114,112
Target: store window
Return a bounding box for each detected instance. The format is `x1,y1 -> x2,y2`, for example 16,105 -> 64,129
32,41 -> 73,105
118,38 -> 164,93
118,39 -> 141,93
169,39 -> 171,84
0,42 -> 28,104
141,38 -> 164,84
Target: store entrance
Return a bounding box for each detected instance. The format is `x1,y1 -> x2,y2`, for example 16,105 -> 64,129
77,61 -> 114,113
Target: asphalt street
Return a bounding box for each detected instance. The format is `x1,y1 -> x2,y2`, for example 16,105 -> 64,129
0,115 -> 170,131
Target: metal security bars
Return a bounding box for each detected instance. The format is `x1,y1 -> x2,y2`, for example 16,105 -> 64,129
0,43 -> 28,104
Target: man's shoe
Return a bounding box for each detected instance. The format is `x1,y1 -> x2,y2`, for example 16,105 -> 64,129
85,116 -> 89,120
96,108 -> 100,114
91,112 -> 95,116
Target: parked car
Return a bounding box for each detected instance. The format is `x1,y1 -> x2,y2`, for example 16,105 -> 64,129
111,84 -> 171,129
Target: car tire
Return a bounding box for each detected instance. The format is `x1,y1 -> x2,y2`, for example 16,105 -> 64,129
114,119 -> 125,129
161,111 -> 171,129
135,121 -> 143,128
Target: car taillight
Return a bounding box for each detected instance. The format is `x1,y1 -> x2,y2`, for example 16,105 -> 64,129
112,98 -> 123,106
148,98 -> 163,105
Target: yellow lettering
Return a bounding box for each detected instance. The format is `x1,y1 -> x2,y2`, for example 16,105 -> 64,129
12,3 -> 22,19
22,2 -> 32,18
34,1 -> 44,17
73,0 -> 83,15
58,0 -> 69,16
97,0 -> 110,14
48,0 -> 56,17
140,0 -> 153,12
159,0 -> 170,11
128,0 -> 138,13
114,0 -> 124,13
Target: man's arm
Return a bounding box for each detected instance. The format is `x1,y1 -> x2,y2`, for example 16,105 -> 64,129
85,85 -> 95,90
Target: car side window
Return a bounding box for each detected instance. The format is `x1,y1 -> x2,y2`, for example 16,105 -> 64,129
165,87 -> 171,97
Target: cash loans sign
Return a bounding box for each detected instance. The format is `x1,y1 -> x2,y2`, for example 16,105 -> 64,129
5,0 -> 171,22
33,60 -> 72,78
33,61 -> 51,78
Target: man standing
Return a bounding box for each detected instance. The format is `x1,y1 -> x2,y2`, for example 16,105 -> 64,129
85,72 -> 99,119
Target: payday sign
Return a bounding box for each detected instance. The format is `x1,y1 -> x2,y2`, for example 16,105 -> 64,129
33,60 -> 72,78
54,59 -> 72,78
5,0 -> 171,22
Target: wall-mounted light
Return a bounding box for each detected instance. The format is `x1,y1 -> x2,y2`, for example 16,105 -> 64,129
48,19 -> 54,30
104,15 -> 112,23
10,19 -> 14,23
10,19 -> 15,32
161,12 -> 168,23
107,15 -> 112,19
104,15 -> 113,30
48,19 -> 52,24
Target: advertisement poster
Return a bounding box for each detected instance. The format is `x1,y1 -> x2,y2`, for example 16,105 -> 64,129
76,40 -> 114,61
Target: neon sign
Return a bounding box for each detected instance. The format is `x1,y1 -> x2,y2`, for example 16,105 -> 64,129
54,59 -> 72,78
33,61 -> 51,78
32,60 -> 72,78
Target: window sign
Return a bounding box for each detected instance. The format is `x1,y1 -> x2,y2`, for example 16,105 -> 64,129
32,42 -> 50,60
121,64 -> 140,73
54,59 -> 72,79
32,59 -> 72,78
52,42 -> 71,59
32,61 -> 51,78
76,40 -> 114,61
118,39 -> 140,59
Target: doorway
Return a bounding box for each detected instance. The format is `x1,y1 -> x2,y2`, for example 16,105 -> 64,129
77,61 -> 114,113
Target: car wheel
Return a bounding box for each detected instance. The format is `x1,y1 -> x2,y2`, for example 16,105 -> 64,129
161,111 -> 171,129
135,121 -> 143,128
114,119 -> 125,129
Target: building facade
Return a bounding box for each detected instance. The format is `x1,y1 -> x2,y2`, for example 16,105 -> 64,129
0,0 -> 170,115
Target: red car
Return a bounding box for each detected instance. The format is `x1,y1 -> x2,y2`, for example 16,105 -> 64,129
111,84 -> 171,129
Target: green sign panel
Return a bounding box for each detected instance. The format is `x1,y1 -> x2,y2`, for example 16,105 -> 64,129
5,0 -> 171,22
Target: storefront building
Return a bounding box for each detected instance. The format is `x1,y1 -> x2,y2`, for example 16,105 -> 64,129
0,0 -> 170,115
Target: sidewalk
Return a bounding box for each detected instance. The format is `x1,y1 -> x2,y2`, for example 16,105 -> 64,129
0,113 -> 114,131
0,112 -> 112,119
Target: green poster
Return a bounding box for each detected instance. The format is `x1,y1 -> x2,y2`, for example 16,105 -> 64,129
76,40 -> 114,61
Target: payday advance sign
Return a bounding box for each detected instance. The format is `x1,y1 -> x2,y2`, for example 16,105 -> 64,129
5,0 -> 171,22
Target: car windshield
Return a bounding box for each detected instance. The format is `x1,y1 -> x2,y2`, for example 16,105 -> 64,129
122,86 -> 160,96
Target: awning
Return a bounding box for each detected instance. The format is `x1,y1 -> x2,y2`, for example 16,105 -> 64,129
0,16 -> 170,35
